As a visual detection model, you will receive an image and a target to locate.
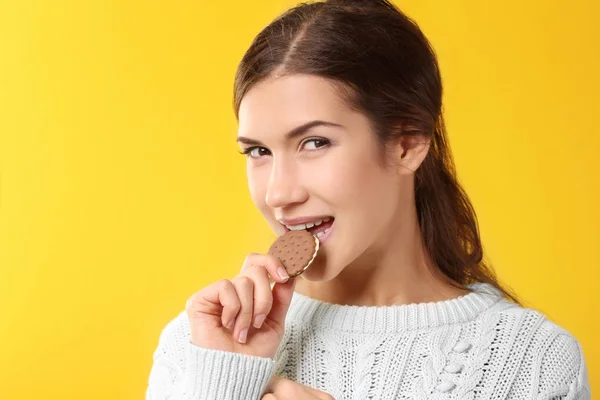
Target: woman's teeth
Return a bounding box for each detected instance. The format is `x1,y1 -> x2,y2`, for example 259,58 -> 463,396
315,229 -> 331,239
285,216 -> 332,231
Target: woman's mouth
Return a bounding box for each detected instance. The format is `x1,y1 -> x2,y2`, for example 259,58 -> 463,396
283,217 -> 334,243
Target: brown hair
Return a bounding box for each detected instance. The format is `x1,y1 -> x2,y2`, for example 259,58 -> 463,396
233,0 -> 521,305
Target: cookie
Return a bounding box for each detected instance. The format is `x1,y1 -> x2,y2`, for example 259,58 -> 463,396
267,230 -> 319,277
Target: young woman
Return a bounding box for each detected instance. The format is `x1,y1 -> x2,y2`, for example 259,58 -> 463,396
146,1 -> 590,399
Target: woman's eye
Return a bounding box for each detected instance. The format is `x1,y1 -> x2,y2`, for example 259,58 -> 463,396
302,138 -> 330,150
241,147 -> 271,158
240,139 -> 329,158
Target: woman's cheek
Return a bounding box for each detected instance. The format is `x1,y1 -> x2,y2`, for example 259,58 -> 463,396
308,150 -> 361,197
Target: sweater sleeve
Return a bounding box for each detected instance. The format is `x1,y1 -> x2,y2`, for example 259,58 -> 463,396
535,332 -> 591,400
146,312 -> 275,400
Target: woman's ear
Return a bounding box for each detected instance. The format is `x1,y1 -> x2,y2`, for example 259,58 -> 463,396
393,134 -> 431,175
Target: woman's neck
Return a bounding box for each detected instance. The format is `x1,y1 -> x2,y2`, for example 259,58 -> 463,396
295,264 -> 470,307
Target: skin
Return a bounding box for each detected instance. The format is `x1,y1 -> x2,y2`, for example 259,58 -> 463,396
237,73 -> 471,307
263,376 -> 334,399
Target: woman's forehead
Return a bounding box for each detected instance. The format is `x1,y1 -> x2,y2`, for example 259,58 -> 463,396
237,75 -> 354,140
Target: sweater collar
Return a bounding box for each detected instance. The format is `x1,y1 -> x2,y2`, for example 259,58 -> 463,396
288,282 -> 507,333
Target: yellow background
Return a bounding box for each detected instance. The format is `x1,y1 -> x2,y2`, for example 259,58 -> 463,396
0,0 -> 597,398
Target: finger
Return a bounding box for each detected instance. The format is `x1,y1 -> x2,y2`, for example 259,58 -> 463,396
267,377 -> 324,400
301,387 -> 335,400
187,280 -> 240,329
267,276 -> 297,330
264,375 -> 283,394
261,394 -> 278,400
241,264 -> 273,329
241,253 -> 290,284
230,276 -> 254,344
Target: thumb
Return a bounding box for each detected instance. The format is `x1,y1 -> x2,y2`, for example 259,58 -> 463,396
267,276 -> 297,328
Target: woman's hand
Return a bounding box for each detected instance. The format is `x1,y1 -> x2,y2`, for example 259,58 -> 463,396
186,253 -> 296,359
262,376 -> 335,400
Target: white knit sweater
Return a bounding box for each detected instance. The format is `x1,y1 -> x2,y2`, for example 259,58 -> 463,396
146,282 -> 591,399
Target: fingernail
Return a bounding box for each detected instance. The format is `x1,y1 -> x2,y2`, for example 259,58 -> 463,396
253,314 -> 266,329
226,319 -> 234,330
238,328 -> 248,344
277,267 -> 289,281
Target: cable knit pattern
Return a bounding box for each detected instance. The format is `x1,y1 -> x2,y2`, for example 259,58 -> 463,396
146,282 -> 591,399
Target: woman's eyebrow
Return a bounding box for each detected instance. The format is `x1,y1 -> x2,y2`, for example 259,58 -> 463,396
236,120 -> 343,146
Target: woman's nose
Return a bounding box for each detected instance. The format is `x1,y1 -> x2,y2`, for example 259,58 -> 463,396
265,162 -> 308,209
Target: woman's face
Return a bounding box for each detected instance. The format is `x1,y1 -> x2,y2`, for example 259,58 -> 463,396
237,74 -> 407,281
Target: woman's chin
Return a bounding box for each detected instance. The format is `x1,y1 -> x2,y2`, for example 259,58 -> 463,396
299,255 -> 341,283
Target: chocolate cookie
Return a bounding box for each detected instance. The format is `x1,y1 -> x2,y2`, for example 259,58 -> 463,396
267,230 -> 319,277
